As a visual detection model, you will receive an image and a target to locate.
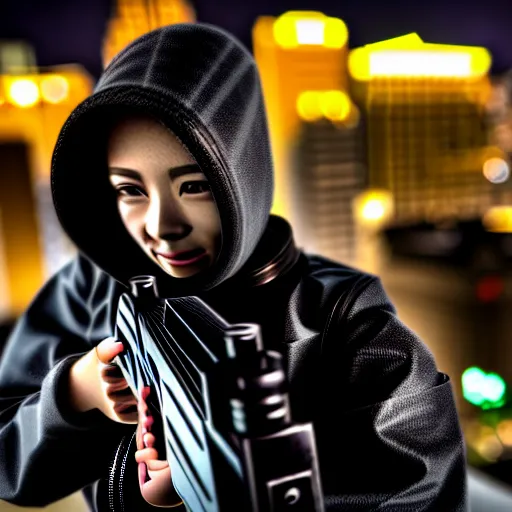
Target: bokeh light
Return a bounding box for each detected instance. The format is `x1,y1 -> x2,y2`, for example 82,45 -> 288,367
320,90 -> 351,121
483,157 -> 510,184
496,419 -> 512,446
462,366 -> 507,408
296,91 -> 323,121
273,11 -> 348,49
353,190 -> 394,226
7,78 -> 40,108
483,206 -> 512,232
40,75 -> 69,104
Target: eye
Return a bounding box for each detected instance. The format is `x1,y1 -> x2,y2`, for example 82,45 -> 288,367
179,181 -> 211,196
115,184 -> 146,198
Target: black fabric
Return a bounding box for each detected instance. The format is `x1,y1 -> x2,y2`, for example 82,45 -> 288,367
0,22 -> 467,512
0,245 -> 467,511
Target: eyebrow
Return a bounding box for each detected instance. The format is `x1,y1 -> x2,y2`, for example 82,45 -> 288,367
108,164 -> 203,180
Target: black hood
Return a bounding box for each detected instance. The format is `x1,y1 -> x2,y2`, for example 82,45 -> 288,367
51,23 -> 274,297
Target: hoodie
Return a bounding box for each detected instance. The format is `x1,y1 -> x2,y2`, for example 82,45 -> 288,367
0,23 -> 467,512
51,23 -> 274,298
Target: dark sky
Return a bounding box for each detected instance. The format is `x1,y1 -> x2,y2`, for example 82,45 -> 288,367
1,0 -> 512,80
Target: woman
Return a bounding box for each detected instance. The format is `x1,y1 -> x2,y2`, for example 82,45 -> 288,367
0,23 -> 467,511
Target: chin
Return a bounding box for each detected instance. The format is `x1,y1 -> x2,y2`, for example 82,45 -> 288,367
167,266 -> 201,278
159,258 -> 211,279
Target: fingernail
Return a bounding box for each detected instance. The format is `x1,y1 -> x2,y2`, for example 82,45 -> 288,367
143,433 -> 151,448
138,462 -> 150,486
144,415 -> 154,429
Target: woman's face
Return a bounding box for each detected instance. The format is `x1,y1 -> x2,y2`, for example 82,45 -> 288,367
107,116 -> 221,278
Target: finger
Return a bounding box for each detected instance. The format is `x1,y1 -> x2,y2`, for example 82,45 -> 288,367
140,466 -> 179,507
138,398 -> 148,416
107,391 -> 136,406
105,383 -> 135,397
147,459 -> 169,471
104,379 -> 130,393
101,364 -> 125,382
138,402 -> 152,425
101,373 -> 127,385
141,386 -> 151,401
135,447 -> 160,463
114,401 -> 138,413
113,406 -> 139,424
136,421 -> 145,451
139,462 -> 148,487
107,387 -> 137,403
143,432 -> 155,449
138,387 -> 151,413
141,415 -> 154,431
95,337 -> 124,364
108,395 -> 138,411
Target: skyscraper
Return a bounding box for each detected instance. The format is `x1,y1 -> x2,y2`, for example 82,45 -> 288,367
252,11 -> 349,221
103,0 -> 196,68
486,71 -> 512,163
0,44 -> 92,317
293,91 -> 365,264
349,34 -> 508,224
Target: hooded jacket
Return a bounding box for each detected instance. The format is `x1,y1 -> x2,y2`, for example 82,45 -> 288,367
0,23 -> 467,511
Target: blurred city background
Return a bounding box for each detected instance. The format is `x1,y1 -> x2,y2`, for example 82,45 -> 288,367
1,0 -> 512,510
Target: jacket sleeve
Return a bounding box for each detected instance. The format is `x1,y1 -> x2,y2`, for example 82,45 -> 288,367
316,275 -> 467,511
0,253 -> 133,507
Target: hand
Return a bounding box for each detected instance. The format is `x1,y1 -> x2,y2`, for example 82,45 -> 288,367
68,337 -> 138,424
135,386 -> 183,508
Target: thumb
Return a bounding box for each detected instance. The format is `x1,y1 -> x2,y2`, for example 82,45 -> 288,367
95,336 -> 124,364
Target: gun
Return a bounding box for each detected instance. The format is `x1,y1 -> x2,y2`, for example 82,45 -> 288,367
113,275 -> 324,512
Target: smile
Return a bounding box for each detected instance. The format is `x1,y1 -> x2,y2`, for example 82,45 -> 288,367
155,248 -> 208,267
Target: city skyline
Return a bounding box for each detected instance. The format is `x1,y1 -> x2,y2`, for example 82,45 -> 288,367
1,0 -> 512,80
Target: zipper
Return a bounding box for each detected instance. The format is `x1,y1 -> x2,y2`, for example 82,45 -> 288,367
108,431 -> 137,512
108,438 -> 124,512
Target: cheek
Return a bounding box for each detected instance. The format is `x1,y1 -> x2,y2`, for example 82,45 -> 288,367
201,203 -> 222,239
187,203 -> 221,241
118,203 -> 146,243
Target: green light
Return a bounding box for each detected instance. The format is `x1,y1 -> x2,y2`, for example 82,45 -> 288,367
462,367 -> 507,409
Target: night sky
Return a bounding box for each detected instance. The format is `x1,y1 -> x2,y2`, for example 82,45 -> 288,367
1,0 -> 512,80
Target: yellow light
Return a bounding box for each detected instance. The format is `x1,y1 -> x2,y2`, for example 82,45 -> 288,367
7,78 -> 40,107
366,33 -> 424,49
273,11 -> 348,49
297,90 -> 353,123
354,190 -> 394,225
497,419 -> 512,446
483,206 -> 512,233
483,157 -> 510,184
297,91 -> 323,121
320,90 -> 351,121
40,75 -> 69,104
362,199 -> 386,221
370,51 -> 471,77
475,434 -> 503,462
349,34 -> 492,80
295,18 -> 325,45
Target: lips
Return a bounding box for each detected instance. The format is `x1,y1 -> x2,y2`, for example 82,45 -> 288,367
155,248 -> 207,266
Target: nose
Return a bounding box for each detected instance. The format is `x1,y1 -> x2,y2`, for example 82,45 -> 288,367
144,195 -> 192,242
